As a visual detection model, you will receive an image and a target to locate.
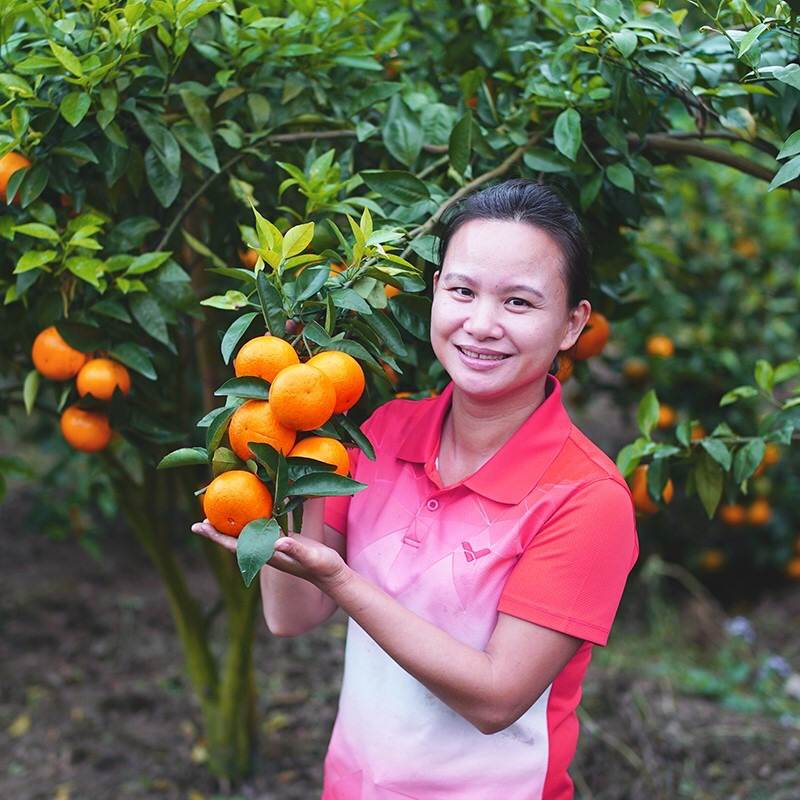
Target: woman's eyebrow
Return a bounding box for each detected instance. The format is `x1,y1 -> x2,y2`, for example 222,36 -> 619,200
443,271 -> 545,300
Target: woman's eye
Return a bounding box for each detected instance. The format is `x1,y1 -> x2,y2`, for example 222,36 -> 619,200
452,287 -> 472,297
508,297 -> 531,308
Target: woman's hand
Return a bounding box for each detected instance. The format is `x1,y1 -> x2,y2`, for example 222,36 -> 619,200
191,518 -> 351,593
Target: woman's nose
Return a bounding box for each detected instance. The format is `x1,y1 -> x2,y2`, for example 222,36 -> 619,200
462,300 -> 502,339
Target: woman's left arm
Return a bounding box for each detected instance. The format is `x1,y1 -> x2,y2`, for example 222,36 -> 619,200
270,535 -> 581,735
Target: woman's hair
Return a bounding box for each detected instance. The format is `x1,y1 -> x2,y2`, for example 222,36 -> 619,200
436,179 -> 591,309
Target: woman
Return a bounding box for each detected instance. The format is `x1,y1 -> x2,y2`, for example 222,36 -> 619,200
193,179 -> 638,799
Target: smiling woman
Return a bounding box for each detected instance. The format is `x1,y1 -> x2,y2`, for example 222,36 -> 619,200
193,180 -> 639,800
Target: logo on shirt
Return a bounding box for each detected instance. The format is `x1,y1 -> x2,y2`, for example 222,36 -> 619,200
462,541 -> 490,562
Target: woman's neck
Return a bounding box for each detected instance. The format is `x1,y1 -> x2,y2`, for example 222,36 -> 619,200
440,378 -> 548,469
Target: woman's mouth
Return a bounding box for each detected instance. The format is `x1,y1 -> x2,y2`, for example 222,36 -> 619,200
454,345 -> 511,368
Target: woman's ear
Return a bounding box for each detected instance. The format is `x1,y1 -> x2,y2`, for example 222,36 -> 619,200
559,300 -> 592,351
432,270 -> 440,292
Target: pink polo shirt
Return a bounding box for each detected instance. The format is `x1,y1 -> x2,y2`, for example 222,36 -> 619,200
322,375 -> 638,800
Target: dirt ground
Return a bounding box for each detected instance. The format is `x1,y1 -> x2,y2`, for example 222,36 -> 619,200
2,486 -> 799,800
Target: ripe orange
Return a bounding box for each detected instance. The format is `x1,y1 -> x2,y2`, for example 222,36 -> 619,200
306,351 -> 366,414
0,151 -> 31,202
289,436 -> 350,476
645,335 -> 675,358
622,357 -> 649,383
269,363 -> 337,431
745,498 -> 772,526
698,548 -> 725,572
384,284 -> 401,299
60,405 -> 113,452
330,262 -> 346,275
554,355 -> 574,382
786,557 -> 800,580
573,312 -> 610,360
690,424 -> 706,441
763,443 -> 781,466
630,464 -> 674,516
76,358 -> 131,400
203,470 -> 273,537
234,335 -> 299,384
395,391 -> 413,399
228,400 -> 296,461
31,326 -> 89,381
657,404 -> 677,429
238,248 -> 259,269
733,237 -> 759,259
719,503 -> 746,527
466,95 -> 478,109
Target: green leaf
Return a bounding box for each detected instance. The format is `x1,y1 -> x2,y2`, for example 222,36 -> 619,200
737,22 -> 768,59
522,148 -> 571,173
719,385 -> 759,406
206,405 -> 236,452
214,376 -> 269,400
60,92 -> 91,127
144,147 -> 181,207
157,447 -> 209,469
607,163 -> 635,193
768,155 -> 800,191
695,451 -> 723,518
289,472 -> 367,497
449,112 -> 473,175
389,294 -> 430,341
56,321 -> 106,351
778,131 -> 800,161
249,442 -> 280,480
733,439 -> 765,484
66,256 -> 103,288
611,29 -> 637,58
237,517 -> 281,587
180,89 -> 213,133
553,109 -> 581,162
17,163 -> 48,208
335,414 -> 376,461
286,457 -> 336,481
256,271 -> 287,334
109,342 -> 156,379
274,452 -> 289,509
23,369 -> 39,415
700,439 -> 731,471
361,308 -> 408,357
201,290 -> 250,310
221,312 -> 258,364
331,287 -> 372,315
13,222 -> 59,241
173,121 -> 220,173
49,41 -> 83,76
754,359 -> 774,393
130,294 -> 171,346
382,95 -> 423,166
351,82 -> 401,113
126,251 -> 172,276
14,250 -> 57,273
282,222 -> 314,259
294,266 -> 330,304
360,170 -> 430,205
637,389 -> 660,439
211,446 -> 242,477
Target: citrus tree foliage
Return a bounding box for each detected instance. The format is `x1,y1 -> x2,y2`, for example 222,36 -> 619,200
1,0 -> 800,779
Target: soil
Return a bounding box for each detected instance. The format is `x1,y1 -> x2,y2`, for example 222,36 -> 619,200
2,486 -> 799,800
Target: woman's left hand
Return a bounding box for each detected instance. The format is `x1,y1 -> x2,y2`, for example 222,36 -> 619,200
268,532 -> 351,592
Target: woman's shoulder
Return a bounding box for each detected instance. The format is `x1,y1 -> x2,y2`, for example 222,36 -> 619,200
550,423 -> 630,493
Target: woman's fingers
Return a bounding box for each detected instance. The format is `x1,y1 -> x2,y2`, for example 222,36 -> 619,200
191,519 -> 238,553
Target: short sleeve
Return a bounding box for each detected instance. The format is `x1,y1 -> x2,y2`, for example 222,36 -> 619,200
323,404 -> 385,535
497,478 -> 638,646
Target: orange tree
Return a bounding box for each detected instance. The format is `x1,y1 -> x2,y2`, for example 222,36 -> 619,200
1,0 -> 800,780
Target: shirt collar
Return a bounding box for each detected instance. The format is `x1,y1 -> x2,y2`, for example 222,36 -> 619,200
396,375 -> 572,505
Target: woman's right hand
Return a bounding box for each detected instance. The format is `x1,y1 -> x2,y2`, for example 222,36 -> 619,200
191,519 -> 238,553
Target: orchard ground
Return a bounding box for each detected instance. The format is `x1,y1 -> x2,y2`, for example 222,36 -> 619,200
3,388 -> 799,800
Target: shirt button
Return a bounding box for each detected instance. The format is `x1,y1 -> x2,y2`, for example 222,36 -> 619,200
426,499 -> 439,511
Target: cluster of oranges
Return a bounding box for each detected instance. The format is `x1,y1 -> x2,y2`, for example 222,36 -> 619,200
555,311 -> 610,383
716,443 -> 781,529
30,327 -> 131,452
202,335 -> 365,537
629,463 -> 674,516
621,334 -> 675,384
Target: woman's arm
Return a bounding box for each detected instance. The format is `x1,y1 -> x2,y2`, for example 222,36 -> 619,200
271,537 -> 581,734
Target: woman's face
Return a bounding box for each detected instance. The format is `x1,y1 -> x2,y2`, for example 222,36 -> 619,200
431,218 -> 590,401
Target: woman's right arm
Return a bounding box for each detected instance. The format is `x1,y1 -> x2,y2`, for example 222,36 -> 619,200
260,496 -> 346,637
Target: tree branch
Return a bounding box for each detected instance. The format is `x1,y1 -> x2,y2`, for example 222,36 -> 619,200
630,133 -> 799,190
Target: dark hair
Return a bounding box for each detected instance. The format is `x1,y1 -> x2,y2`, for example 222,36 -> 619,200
436,179 -> 591,309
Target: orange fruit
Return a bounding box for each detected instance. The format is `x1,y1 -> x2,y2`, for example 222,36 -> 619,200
31,326 -> 90,381
622,357 -> 649,382
645,335 -> 674,358
289,436 -> 350,476
763,443 -> 781,466
60,405 -> 113,452
630,464 -> 674,516
234,335 -> 300,384
395,391 -> 413,399
238,248 -> 259,269
306,351 -> 366,414
203,470 -> 273,537
719,503 -> 746,527
330,262 -> 346,275
384,58 -> 402,79
745,498 -> 772,526
733,237 -> 759,259
657,404 -> 677,429
554,355 -> 574,383
690,424 -> 706,441
76,358 -> 131,400
699,548 -> 725,572
0,151 -> 31,202
466,95 -> 478,109
269,363 -> 337,431
382,362 -> 399,386
786,557 -> 800,580
385,284 -> 401,299
573,312 -> 610,360
228,400 -> 296,461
